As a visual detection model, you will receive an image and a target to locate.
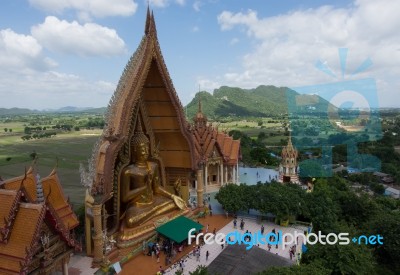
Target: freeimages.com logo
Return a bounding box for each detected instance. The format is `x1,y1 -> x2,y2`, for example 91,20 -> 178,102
188,229 -> 383,250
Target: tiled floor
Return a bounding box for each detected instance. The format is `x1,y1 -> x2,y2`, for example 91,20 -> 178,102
68,254 -> 98,275
164,217 -> 308,275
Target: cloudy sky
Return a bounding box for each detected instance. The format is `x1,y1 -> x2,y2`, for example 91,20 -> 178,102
0,0 -> 399,109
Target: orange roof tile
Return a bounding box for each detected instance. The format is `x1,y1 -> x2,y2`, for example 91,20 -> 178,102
0,203 -> 45,274
2,168 -> 79,231
41,170 -> 79,230
223,137 -> 233,158
229,140 -> 240,163
0,190 -> 17,230
0,190 -> 21,243
2,169 -> 37,202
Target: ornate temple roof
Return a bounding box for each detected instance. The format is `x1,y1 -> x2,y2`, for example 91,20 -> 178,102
1,167 -> 78,230
281,134 -> 298,160
0,193 -> 46,274
41,169 -> 79,230
0,169 -> 81,274
191,98 -> 241,166
0,189 -> 21,243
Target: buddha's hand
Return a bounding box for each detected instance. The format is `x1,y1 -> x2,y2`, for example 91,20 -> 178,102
171,194 -> 187,209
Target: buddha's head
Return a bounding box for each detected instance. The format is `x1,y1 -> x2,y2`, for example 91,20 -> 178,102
131,125 -> 150,163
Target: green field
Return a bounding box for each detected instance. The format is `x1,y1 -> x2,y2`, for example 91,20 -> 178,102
0,130 -> 101,208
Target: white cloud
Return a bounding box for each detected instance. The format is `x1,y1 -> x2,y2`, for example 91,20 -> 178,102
31,16 -> 126,56
0,29 -> 56,72
192,26 -> 200,32
212,0 -> 400,107
197,77 -> 221,92
147,0 -> 186,8
0,70 -> 115,109
149,0 -> 169,8
193,1 -> 202,12
29,0 -> 138,20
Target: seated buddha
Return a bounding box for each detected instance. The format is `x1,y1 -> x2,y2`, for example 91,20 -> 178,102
121,126 -> 186,228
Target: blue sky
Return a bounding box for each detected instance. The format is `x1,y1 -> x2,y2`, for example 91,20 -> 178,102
0,0 -> 399,109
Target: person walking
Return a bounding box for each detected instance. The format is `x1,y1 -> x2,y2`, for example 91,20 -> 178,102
206,250 -> 210,261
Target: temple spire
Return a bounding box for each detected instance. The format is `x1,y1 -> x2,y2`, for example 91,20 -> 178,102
288,130 -> 292,147
150,10 -> 157,35
198,95 -> 202,114
145,4 -> 151,34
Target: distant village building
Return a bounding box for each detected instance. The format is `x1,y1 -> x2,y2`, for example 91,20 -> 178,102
190,98 -> 241,194
278,135 -> 299,184
0,167 -> 80,275
385,186 -> 400,199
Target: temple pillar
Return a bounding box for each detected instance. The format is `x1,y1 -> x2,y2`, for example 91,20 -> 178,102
225,166 -> 228,184
85,208 -> 92,256
217,164 -> 220,185
220,162 -> 224,186
92,204 -> 104,264
205,164 -> 208,189
233,166 -> 236,184
237,162 -> 239,183
63,261 -> 69,275
196,170 -> 204,208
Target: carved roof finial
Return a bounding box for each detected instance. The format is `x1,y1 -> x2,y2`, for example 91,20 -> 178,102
198,92 -> 202,114
150,10 -> 157,35
20,167 -> 27,191
145,3 -> 151,34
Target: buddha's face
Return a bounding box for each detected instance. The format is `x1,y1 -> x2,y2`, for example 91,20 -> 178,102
134,142 -> 149,162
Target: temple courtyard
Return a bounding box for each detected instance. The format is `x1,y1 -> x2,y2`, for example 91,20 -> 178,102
163,216 -> 307,275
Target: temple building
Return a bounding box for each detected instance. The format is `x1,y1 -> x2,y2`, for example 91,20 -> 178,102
82,8 -> 241,266
0,167 -> 80,275
190,99 -> 240,194
278,135 -> 300,184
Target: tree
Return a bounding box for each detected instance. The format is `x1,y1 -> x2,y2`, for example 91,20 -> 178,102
261,262 -> 331,275
189,265 -> 208,275
258,131 -> 266,140
8,128 -> 12,133
302,241 -> 376,275
30,151 -> 37,160
215,184 -> 245,213
364,211 -> 400,271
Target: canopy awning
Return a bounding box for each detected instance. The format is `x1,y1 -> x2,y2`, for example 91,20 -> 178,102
156,216 -> 203,243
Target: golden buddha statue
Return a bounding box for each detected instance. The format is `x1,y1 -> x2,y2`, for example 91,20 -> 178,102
121,126 -> 186,228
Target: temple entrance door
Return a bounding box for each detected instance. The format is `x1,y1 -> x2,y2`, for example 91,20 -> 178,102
283,176 -> 291,183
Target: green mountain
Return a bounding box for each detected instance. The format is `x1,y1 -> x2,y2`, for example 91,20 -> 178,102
185,85 -> 336,119
0,108 -> 39,116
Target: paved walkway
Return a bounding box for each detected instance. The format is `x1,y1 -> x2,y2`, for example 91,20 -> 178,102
68,254 -> 98,275
165,217 -> 307,275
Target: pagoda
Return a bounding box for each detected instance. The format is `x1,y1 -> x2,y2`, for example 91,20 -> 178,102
278,134 -> 300,184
